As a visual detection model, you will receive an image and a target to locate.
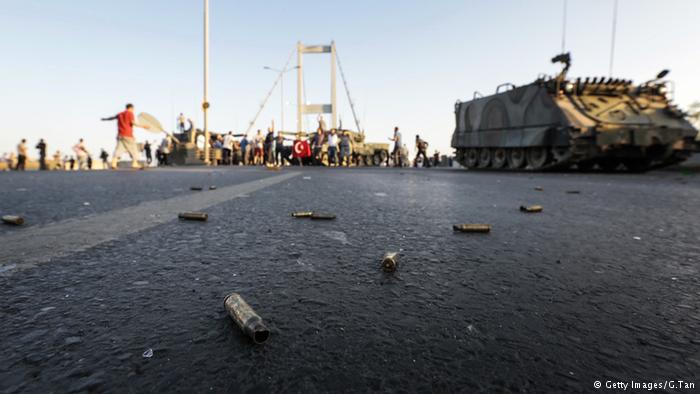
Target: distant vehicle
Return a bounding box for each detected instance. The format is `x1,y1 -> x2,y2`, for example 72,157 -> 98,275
451,53 -> 698,171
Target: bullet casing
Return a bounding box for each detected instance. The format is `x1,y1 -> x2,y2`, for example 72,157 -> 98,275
534,186 -> 544,191
453,224 -> 491,233
310,213 -> 336,220
520,205 -> 543,213
223,293 -> 270,344
2,215 -> 24,225
382,252 -> 398,272
190,186 -> 203,191
209,185 -> 217,190
178,212 -> 208,221
291,211 -> 313,218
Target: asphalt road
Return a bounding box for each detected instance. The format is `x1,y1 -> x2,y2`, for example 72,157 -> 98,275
0,167 -> 698,393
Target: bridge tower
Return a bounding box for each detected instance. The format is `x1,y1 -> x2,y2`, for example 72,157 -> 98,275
296,41 -> 337,132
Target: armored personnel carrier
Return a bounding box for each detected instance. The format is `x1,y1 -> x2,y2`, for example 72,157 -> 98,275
451,53 -> 698,171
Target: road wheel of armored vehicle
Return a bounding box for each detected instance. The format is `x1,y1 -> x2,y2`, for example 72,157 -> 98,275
379,150 -> 388,164
491,148 -> 507,169
576,161 -> 594,171
507,148 -> 526,169
373,153 -> 383,166
477,149 -> 492,168
365,156 -> 373,166
623,158 -> 651,173
551,147 -> 572,163
597,158 -> 620,172
526,147 -> 549,169
465,149 -> 479,168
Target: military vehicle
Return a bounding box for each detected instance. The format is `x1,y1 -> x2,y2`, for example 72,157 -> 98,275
451,53 -> 698,171
281,130 -> 389,166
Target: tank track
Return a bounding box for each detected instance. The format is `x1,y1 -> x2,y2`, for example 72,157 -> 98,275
454,145 -> 688,173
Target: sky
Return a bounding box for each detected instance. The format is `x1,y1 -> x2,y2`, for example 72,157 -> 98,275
1,0 -> 699,158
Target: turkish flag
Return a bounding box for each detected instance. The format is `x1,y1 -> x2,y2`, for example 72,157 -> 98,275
293,140 -> 311,158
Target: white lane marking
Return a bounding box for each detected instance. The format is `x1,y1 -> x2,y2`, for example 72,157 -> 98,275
0,172 -> 300,275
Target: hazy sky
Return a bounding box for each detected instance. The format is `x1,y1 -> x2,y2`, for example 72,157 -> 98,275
1,0 -> 699,157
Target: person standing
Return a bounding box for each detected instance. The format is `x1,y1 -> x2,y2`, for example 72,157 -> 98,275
101,103 -> 150,169
328,129 -> 339,166
222,132 -> 233,165
240,135 -> 249,166
35,139 -> 47,170
389,127 -> 402,167
339,131 -> 352,167
144,141 -> 152,165
159,135 -> 172,166
414,135 -> 430,168
275,132 -> 286,166
254,130 -> 264,165
69,156 -> 75,170
73,139 -> 89,170
99,149 -> 109,169
53,150 -> 62,170
15,139 -> 27,171
264,128 -> 275,165
311,129 -> 325,166
177,113 -> 186,133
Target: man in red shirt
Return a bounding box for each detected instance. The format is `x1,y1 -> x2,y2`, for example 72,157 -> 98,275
101,103 -> 150,169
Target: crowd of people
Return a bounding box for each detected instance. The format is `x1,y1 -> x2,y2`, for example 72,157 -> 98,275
3,108 -> 447,171
205,117 -> 441,168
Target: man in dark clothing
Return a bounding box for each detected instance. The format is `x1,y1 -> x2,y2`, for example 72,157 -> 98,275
144,141 -> 152,165
87,155 -> 93,170
414,135 -> 430,167
100,149 -> 109,168
275,133 -> 287,166
339,131 -> 352,167
36,139 -> 47,170
264,128 -> 275,165
433,150 -> 440,167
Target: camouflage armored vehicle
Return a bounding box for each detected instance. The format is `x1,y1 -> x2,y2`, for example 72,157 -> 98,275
345,130 -> 389,166
451,53 -> 698,171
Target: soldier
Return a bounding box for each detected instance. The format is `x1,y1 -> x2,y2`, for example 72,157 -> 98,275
414,135 -> 430,167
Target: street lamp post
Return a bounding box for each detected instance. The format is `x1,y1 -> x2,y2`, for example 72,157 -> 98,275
203,0 -> 210,165
264,65 -> 299,132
